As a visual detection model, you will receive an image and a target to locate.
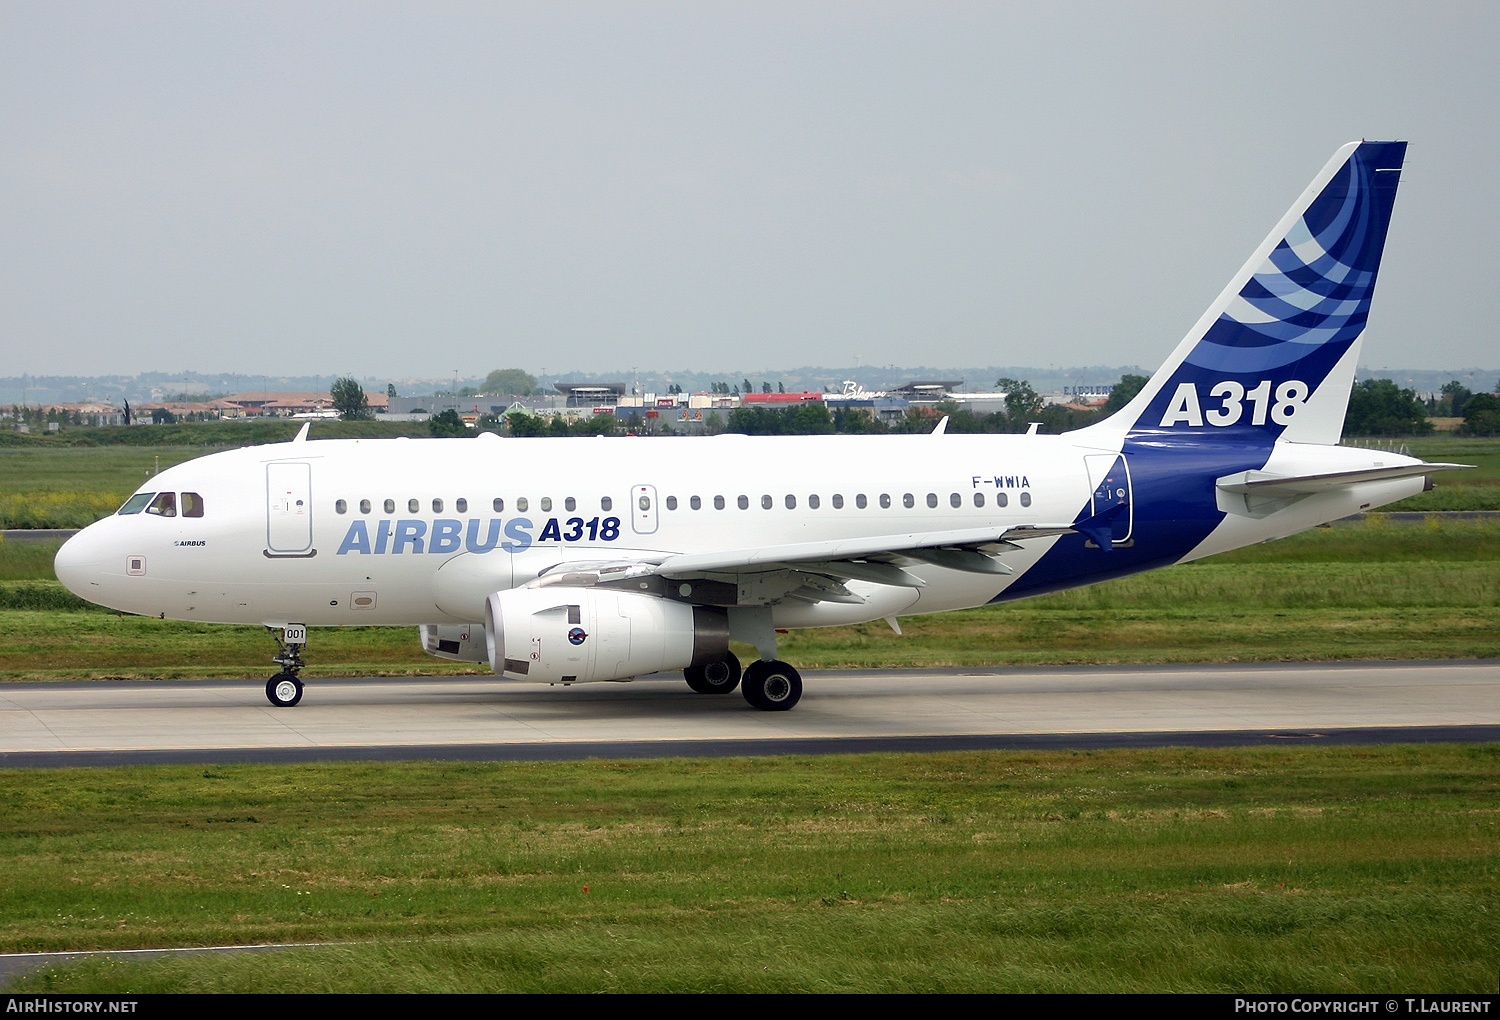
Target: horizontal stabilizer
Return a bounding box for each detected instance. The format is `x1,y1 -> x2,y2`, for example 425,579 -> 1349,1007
1217,462 -> 1471,497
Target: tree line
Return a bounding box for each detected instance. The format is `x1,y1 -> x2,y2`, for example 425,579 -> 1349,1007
1344,377 -> 1500,437
329,371 -> 1500,440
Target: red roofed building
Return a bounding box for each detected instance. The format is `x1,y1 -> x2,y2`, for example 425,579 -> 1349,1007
739,391 -> 824,405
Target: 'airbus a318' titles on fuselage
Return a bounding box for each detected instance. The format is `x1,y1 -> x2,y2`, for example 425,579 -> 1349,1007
53,141 -> 1467,711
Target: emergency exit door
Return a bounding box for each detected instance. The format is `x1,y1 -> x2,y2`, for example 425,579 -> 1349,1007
631,484 -> 658,535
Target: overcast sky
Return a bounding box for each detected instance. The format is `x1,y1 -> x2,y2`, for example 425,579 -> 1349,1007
2,1 -> 1495,379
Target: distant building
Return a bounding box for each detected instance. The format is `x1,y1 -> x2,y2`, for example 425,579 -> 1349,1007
554,383 -> 628,408
219,391 -> 390,417
889,381 -> 963,402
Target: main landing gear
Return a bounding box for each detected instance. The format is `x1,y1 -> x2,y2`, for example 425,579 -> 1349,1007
265,625 -> 306,708
683,651 -> 803,711
741,659 -> 802,711
684,651 -> 742,694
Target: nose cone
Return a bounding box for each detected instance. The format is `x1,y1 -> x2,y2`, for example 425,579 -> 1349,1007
54,528 -> 102,600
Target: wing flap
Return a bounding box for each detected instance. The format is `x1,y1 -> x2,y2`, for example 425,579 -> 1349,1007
523,524 -> 1074,606
640,524 -> 1075,580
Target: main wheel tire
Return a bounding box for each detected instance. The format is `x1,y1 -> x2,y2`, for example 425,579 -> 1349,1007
266,672 -> 304,708
741,659 -> 802,711
685,651 -> 742,694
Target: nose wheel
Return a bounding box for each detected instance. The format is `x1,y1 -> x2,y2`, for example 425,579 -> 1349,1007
266,673 -> 303,707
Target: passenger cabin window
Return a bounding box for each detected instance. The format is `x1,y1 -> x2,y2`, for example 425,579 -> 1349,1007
564,497 -> 576,512
785,494 -> 796,510
903,493 -> 915,509
808,494 -> 820,509
1020,492 -> 1032,507
493,498 -> 504,512
665,496 -> 678,510
738,495 -> 749,510
856,494 -> 868,509
601,496 -> 613,511
118,493 -> 155,515
690,496 -> 701,510
408,498 -> 419,513
146,492 -> 176,517
714,495 -> 725,510
432,498 -> 443,513
879,494 -> 891,509
335,499 -> 348,515
540,497 -> 552,512
974,493 -> 985,508
456,498 -> 468,513
516,497 -> 529,512
360,499 -> 372,514
950,493 -> 962,508
761,495 -> 772,510
997,493 -> 1009,507
385,499 -> 396,514
926,493 -> 938,508
832,494 -> 844,509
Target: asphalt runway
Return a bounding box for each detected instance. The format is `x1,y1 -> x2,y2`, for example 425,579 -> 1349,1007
3,660 -> 1498,766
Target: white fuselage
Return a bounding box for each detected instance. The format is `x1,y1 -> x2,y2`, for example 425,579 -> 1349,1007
53,429 -> 1424,632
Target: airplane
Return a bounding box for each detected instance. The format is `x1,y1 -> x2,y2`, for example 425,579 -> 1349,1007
53,140 -> 1468,712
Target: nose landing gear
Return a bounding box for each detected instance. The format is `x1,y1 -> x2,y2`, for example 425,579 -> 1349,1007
265,625 -> 306,708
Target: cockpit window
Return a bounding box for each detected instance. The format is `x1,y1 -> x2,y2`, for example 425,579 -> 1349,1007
146,492 -> 177,517
181,492 -> 205,518
118,492 -> 155,515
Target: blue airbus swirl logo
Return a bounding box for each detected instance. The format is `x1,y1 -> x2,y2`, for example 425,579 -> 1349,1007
1185,141 -> 1404,376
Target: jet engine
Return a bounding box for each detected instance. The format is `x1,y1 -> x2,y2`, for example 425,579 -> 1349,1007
484,588 -> 728,683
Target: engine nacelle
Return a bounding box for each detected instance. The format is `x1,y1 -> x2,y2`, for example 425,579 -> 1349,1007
484,588 -> 728,683
419,623 -> 489,663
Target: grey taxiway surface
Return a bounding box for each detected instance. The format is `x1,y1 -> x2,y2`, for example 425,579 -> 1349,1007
3,660 -> 1498,766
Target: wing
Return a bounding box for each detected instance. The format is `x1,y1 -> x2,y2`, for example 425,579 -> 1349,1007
527,524 -> 1074,607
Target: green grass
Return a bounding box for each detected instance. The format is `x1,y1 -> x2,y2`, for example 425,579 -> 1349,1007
0,538 -> 66,581
2,746 -> 1496,992
0,426 -> 424,528
1212,514 -> 1500,563
1383,435 -> 1500,511
0,419 -> 429,450
0,446 -> 206,493
0,447 -> 205,528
